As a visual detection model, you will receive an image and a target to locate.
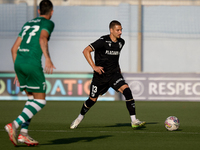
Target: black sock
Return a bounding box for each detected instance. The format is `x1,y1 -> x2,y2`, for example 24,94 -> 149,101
123,88 -> 136,115
80,98 -> 96,115
126,100 -> 136,115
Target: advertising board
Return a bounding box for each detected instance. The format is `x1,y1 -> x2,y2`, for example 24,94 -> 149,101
1,72 -> 200,101
124,73 -> 200,101
0,73 -> 119,101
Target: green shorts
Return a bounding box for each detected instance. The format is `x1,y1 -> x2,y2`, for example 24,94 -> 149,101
14,63 -> 46,93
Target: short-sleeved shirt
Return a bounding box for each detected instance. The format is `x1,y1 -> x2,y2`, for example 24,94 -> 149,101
88,35 -> 127,97
14,17 -> 54,93
89,34 -> 125,75
15,17 -> 54,67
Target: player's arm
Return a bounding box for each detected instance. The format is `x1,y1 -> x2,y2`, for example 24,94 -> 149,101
11,37 -> 22,86
11,37 -> 22,63
39,30 -> 56,74
82,46 -> 104,74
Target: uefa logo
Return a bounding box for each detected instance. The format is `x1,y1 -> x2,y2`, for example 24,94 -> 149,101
129,81 -> 144,97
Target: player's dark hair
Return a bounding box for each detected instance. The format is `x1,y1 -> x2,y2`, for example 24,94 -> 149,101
109,20 -> 121,29
39,0 -> 53,15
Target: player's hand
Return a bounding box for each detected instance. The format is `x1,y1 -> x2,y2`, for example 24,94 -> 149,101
13,75 -> 20,87
45,58 -> 56,74
93,66 -> 104,75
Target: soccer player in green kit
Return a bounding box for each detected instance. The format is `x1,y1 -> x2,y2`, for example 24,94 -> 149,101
5,0 -> 55,146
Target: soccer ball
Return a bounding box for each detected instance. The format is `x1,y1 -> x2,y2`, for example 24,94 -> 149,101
164,116 -> 180,131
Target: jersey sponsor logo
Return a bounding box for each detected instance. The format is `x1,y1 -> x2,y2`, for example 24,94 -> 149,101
105,50 -> 120,55
19,48 -> 30,52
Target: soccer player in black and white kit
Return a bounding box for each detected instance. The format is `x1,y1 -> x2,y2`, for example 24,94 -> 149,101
70,20 -> 145,129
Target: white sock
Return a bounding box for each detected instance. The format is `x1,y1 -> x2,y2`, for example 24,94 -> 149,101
14,99 -> 46,128
130,115 -> 136,122
78,114 -> 84,120
20,128 -> 28,134
13,120 -> 19,129
25,96 -> 34,106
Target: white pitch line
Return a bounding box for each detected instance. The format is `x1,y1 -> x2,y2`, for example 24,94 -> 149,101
1,129 -> 200,135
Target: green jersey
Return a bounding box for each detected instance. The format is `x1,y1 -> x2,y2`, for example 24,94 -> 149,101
15,17 -> 54,67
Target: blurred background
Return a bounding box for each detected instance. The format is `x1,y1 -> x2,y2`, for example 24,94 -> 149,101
1,0 -> 200,101
1,0 -> 200,73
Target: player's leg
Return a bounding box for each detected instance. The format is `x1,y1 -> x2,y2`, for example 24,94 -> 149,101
13,93 -> 45,128
17,66 -> 46,146
20,92 -> 34,135
118,84 -> 145,128
70,79 -> 107,129
4,63 -> 26,146
4,92 -> 37,146
12,66 -> 46,130
17,92 -> 45,146
18,94 -> 34,145
5,64 -> 46,146
70,97 -> 97,129
80,97 -> 97,115
111,72 -> 145,129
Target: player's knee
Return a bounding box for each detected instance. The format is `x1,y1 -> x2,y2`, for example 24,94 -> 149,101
123,88 -> 133,100
89,97 -> 98,102
85,98 -> 96,108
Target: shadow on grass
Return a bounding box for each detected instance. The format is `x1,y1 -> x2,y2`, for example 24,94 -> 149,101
41,135 -> 112,145
105,122 -> 158,128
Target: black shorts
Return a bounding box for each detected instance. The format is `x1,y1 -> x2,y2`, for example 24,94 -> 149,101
89,72 -> 127,98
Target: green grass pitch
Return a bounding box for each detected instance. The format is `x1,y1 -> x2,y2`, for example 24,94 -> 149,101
0,100 -> 200,150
